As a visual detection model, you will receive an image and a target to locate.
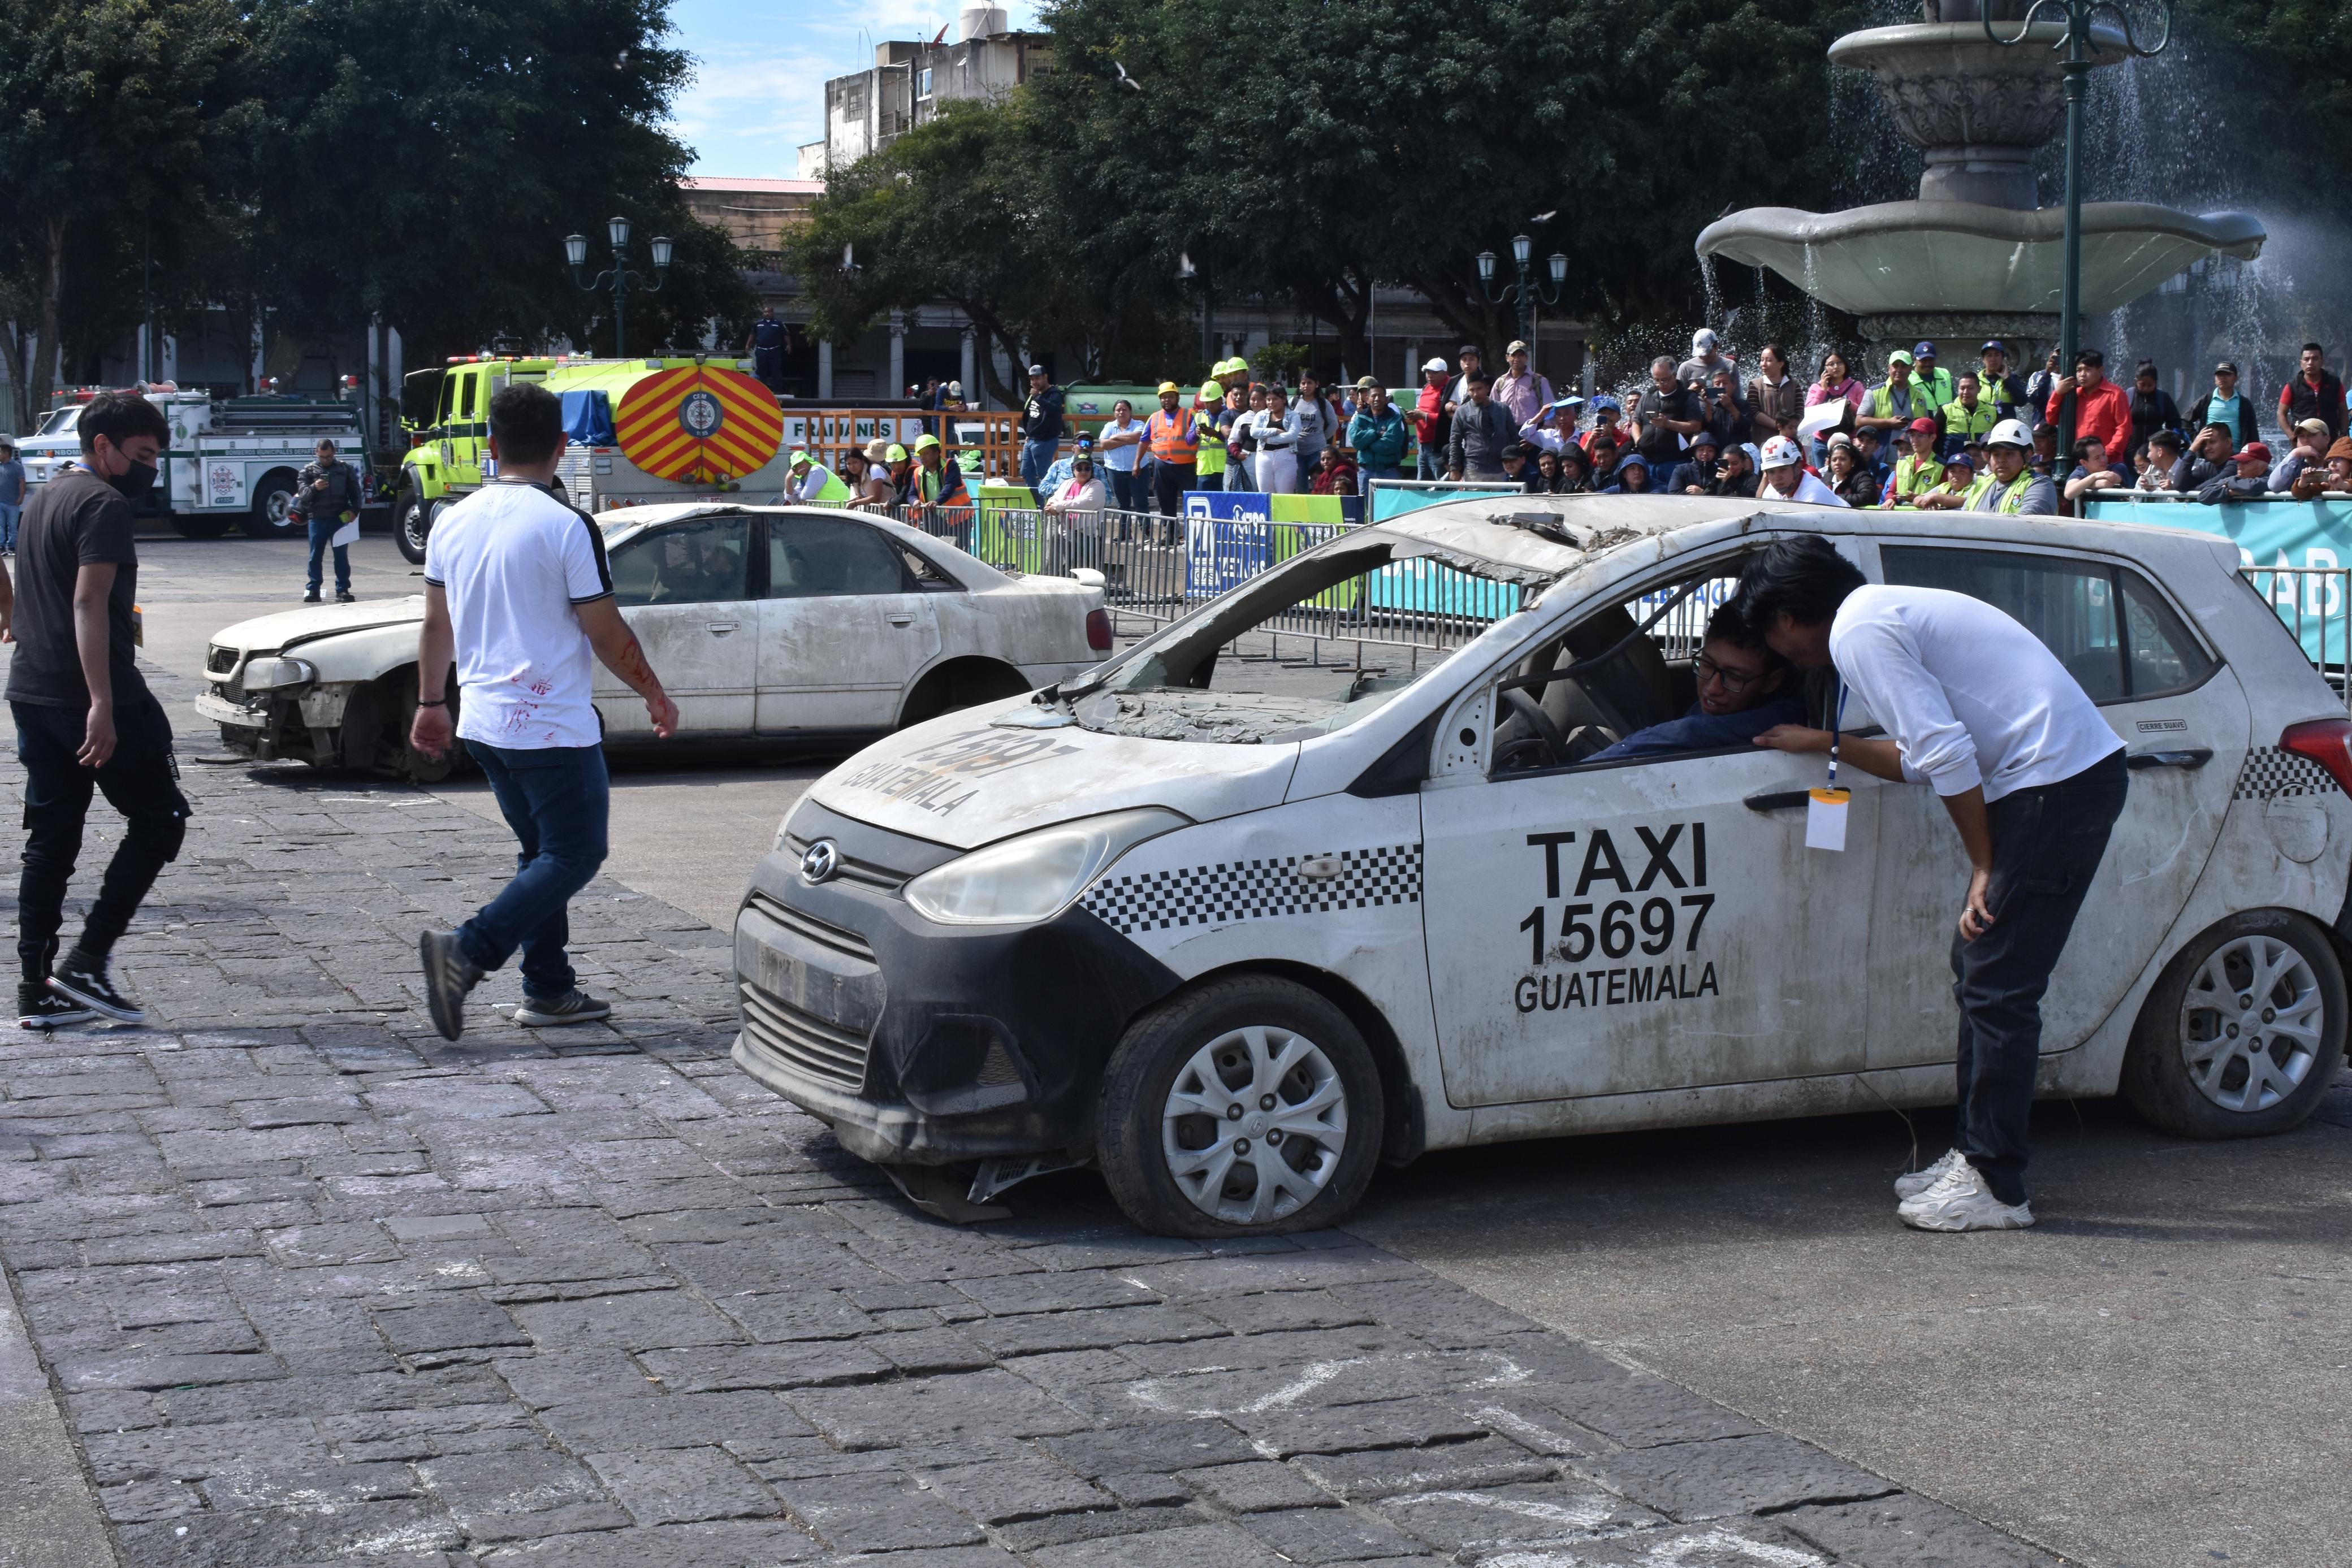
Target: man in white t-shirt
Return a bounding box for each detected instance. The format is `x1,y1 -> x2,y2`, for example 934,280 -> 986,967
412,383 -> 678,1041
1740,535 -> 2126,1232
1754,436 -> 1848,507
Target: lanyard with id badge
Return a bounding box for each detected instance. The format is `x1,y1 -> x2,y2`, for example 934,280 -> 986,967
1807,682 -> 1851,852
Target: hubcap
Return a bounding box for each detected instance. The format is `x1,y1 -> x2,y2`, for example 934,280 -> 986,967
1160,1024 -> 1348,1226
2179,935 -> 2324,1113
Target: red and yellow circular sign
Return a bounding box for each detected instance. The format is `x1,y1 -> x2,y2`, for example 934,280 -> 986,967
613,363 -> 784,484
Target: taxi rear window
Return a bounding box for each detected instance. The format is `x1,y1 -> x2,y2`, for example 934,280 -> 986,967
1881,546 -> 2217,700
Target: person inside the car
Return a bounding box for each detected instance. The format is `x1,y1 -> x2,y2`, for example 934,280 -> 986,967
1585,603 -> 1805,762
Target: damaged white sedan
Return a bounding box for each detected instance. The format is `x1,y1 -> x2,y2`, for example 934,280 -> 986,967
734,494 -> 2352,1237
196,504 -> 1110,778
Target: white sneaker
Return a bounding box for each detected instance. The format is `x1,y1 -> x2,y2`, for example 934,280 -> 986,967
1897,1156 -> 2034,1232
1893,1148 -> 1964,1201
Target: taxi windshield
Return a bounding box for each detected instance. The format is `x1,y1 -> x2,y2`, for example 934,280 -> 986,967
1062,532 -> 1546,744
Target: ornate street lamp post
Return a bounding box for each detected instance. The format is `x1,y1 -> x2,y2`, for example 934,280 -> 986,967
564,216 -> 674,358
1984,0 -> 2172,448
1476,235 -> 1569,359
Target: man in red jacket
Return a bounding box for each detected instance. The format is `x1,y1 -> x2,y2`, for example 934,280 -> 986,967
2045,349 -> 2130,460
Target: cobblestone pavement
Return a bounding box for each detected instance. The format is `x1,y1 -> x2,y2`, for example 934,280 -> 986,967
0,673 -> 2062,1567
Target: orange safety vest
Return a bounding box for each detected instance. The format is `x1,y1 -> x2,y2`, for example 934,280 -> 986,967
1146,408 -> 1200,464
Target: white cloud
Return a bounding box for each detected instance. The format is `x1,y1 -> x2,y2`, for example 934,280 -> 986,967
664,0 -> 1044,177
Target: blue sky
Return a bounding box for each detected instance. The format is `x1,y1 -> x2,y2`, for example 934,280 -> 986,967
664,0 -> 1046,177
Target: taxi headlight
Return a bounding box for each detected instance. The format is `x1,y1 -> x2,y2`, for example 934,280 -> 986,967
903,808 -> 1188,926
241,657 -> 317,692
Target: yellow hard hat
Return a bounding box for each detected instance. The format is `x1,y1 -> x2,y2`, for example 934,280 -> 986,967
1200,379 -> 1222,401
1157,380 -> 1181,396
787,448 -> 811,466
885,443 -> 909,462
913,433 -> 941,452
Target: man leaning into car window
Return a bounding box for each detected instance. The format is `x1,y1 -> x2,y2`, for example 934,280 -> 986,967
1584,604 -> 1805,763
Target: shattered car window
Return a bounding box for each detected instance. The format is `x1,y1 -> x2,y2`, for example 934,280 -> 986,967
1060,534 -> 1544,744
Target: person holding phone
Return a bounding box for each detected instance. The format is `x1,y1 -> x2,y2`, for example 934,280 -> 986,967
291,439 -> 365,604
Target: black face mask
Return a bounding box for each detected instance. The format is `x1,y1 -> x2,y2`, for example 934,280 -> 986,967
109,459 -> 158,500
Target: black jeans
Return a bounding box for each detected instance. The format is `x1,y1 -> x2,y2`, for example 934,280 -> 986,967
14,696 -> 191,984
1153,461 -> 1196,522
1949,749 -> 2129,1205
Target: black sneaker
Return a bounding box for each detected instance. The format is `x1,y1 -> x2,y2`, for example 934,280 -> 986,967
418,930 -> 483,1041
335,591 -> 356,604
514,989 -> 613,1028
48,955 -> 144,1024
19,986 -> 94,1030
302,590 -> 322,603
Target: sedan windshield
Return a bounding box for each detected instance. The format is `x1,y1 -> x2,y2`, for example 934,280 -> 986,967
1059,532 -> 1545,744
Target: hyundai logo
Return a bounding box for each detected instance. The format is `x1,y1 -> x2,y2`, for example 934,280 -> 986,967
801,839 -> 841,885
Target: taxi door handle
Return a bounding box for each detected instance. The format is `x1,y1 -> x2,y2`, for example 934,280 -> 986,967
2126,747 -> 2211,770
1743,789 -> 1814,813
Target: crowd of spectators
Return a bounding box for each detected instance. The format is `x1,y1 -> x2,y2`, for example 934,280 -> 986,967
974,333 -> 2352,524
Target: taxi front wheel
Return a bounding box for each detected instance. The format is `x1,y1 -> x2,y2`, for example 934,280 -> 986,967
1097,976 -> 1383,1238
2121,912 -> 2347,1140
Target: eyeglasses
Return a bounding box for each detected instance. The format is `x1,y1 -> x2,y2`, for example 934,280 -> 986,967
1693,655 -> 1767,694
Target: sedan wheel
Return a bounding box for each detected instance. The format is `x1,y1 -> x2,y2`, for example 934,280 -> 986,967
2124,912 -> 2346,1139
1099,976 -> 1381,1237
1163,1025 -> 1350,1227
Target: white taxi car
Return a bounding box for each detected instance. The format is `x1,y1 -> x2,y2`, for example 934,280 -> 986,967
733,496 -> 2352,1236
196,504 -> 1109,778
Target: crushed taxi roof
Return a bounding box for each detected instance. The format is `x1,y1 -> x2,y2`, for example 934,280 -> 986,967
1357,494 -> 1818,586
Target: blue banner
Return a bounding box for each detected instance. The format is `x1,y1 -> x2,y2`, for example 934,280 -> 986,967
2087,495 -> 2352,665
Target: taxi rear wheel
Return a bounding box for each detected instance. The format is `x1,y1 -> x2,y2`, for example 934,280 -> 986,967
2121,912 -> 2346,1140
1097,976 -> 1382,1237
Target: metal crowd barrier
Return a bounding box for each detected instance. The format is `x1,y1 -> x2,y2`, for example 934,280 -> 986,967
2240,564 -> 2352,713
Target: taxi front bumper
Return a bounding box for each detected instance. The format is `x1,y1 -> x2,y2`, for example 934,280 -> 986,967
729,801 -> 1182,1167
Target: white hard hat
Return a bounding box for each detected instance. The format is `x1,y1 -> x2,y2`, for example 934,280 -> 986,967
1423,356 -> 1450,374
1986,418 -> 2033,449
1759,435 -> 1802,469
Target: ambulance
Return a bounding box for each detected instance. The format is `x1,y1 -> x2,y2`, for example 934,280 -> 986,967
732,495 -> 2352,1235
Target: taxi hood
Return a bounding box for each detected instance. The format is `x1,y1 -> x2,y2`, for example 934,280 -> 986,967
211,595 -> 427,654
805,701 -> 1300,851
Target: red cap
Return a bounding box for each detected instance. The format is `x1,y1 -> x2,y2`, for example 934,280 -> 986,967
1908,417 -> 1939,436
2234,441 -> 2272,464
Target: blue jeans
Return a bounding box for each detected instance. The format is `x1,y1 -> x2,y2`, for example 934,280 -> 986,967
1019,438 -> 1057,493
305,518 -> 351,594
458,741 -> 609,1000
1359,465 -> 1401,495
0,503 -> 19,551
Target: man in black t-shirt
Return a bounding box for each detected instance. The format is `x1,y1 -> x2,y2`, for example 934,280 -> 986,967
1632,355 -> 1704,467
6,391 -> 189,1028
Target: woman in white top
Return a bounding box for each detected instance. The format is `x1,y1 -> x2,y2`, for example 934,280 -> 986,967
1043,453 -> 1106,517
1097,399 -> 1145,513
1250,384 -> 1303,494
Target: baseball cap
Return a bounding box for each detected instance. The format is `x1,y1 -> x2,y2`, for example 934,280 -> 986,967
1908,416 -> 1939,435
1506,339 -> 1529,355
1985,418 -> 2033,449
1946,449 -> 1978,470
1913,340 -> 1937,357
1355,375 -> 1378,390
2234,441 -> 2273,463
1072,453 -> 1093,467
1692,328 -> 1718,350
1025,363 -> 1046,375
1423,356 -> 1449,374
2214,361 -> 2238,375
1759,436 -> 1802,469
913,434 -> 941,452
1887,349 -> 1915,367
2297,417 -> 2332,438
945,380 -> 962,396
884,443 -> 909,463
1980,340 -> 2005,353
1590,393 -> 1622,412
1157,380 -> 1181,395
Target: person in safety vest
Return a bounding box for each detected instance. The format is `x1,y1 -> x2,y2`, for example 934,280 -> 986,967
1939,373 -> 2000,457
1966,419 -> 2058,514
1858,350 -> 1930,436
1144,381 -> 1199,538
1913,448 -> 1985,510
784,449 -> 849,505
1194,380 -> 1231,493
1909,341 -> 1955,412
1883,417 -> 1946,506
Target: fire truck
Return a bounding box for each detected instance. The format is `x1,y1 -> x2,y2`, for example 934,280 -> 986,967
15,382 -> 377,540
395,354 -> 793,563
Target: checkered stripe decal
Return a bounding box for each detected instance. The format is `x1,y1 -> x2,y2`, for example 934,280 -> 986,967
2233,746 -> 2339,801
1081,844 -> 1422,935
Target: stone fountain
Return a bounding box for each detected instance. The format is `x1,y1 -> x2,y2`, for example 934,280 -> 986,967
1696,0 -> 2264,366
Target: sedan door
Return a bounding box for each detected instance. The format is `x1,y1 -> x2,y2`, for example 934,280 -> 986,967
1861,541 -> 2250,1068
756,514 -> 943,733
599,513 -> 759,735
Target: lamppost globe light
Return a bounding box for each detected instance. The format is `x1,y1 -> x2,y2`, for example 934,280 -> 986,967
650,235 -> 674,270
1476,250 -> 1497,284
1511,233 -> 1532,268
564,232 -> 588,268
1548,253 -> 1568,285
607,215 -> 630,250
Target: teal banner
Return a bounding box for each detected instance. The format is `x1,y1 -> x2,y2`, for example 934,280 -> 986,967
2086,495 -> 2351,666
